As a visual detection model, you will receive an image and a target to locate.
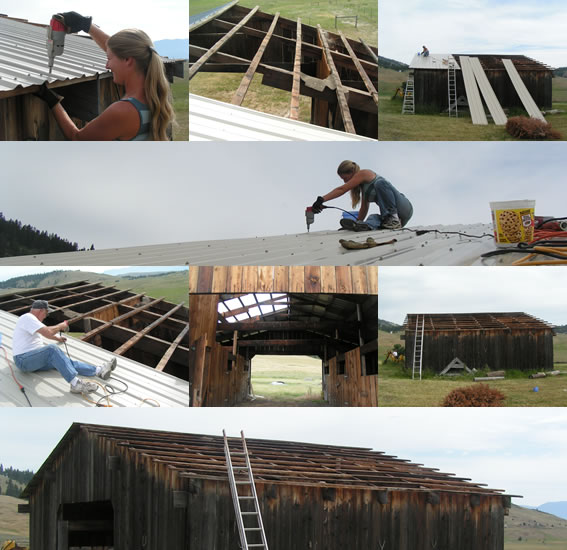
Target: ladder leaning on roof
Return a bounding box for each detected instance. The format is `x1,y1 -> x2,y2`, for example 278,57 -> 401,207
448,59 -> 458,117
402,71 -> 415,114
223,430 -> 269,550
412,315 -> 425,380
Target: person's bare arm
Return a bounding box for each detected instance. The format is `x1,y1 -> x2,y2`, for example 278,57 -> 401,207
89,24 -> 111,52
37,321 -> 68,342
357,199 -> 370,221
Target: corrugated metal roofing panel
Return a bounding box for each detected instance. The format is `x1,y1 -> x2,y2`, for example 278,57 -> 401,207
502,58 -> 546,121
189,94 -> 375,141
409,53 -> 460,70
0,310 -> 189,407
0,17 -> 109,93
470,57 -> 507,125
189,0 -> 239,30
460,56 -> 488,125
0,223 -> 513,266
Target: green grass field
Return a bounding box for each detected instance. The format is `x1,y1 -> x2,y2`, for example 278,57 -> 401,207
244,355 -> 328,406
111,271 -> 189,306
379,331 -> 567,407
171,62 -> 189,140
379,67 -> 567,141
190,0 -> 376,121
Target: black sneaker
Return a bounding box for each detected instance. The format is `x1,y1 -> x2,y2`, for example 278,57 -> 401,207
340,218 -> 357,230
381,216 -> 402,230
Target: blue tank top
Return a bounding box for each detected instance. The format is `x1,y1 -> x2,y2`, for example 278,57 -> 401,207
119,97 -> 151,141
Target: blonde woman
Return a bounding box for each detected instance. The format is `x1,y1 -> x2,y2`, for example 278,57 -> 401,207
35,11 -> 174,141
312,160 -> 413,231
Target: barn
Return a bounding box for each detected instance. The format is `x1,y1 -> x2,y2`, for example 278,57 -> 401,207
19,423 -> 513,549
403,312 -> 555,374
0,15 -> 184,140
407,53 -> 552,115
188,265 -> 378,406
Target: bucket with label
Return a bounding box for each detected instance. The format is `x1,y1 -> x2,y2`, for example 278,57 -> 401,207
489,200 -> 535,247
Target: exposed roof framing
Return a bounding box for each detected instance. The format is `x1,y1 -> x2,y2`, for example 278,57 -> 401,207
189,3 -> 378,137
24,423 -> 512,496
404,312 -> 555,332
214,291 -> 377,357
0,280 -> 190,380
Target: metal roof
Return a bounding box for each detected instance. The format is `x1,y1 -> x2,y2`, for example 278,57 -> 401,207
0,310 -> 189,407
189,0 -> 238,31
189,94 -> 375,141
0,16 -> 109,94
23,423 -> 511,497
0,223 -> 517,266
409,53 -> 460,70
404,312 -> 555,332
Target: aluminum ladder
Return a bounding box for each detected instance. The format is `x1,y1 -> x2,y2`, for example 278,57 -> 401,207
223,430 -> 269,550
448,60 -> 458,117
412,315 -> 425,380
402,71 -> 415,114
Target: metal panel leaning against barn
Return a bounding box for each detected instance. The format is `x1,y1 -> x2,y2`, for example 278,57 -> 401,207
188,266 -> 378,406
19,423 -> 516,550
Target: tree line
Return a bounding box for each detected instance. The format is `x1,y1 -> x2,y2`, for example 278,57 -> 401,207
0,465 -> 34,498
0,212 -> 86,257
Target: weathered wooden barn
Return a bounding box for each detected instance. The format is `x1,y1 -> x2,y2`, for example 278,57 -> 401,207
189,266 -> 378,406
19,423 -> 513,550
0,279 -> 190,380
189,2 -> 378,137
408,53 -> 552,114
403,312 -> 555,373
0,15 -> 184,140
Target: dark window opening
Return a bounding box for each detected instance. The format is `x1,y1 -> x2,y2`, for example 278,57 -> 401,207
227,358 -> 233,372
337,359 -> 346,375
58,500 -> 114,548
363,350 -> 378,375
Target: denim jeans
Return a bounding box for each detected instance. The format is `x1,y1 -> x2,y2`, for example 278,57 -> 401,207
13,344 -> 97,383
364,177 -> 414,229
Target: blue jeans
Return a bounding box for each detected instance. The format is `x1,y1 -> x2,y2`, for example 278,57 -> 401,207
13,344 -> 97,383
365,177 -> 414,229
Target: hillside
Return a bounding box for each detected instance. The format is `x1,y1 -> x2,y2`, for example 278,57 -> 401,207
0,495 -> 28,545
378,55 -> 408,72
378,319 -> 403,333
505,504 -> 567,548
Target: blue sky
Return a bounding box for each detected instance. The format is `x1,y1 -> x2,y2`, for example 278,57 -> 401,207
380,0 -> 567,67
0,407 -> 566,507
2,0 -> 187,40
2,141 -> 566,249
379,266 -> 567,326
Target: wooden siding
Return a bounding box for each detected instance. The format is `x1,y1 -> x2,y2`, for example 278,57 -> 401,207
405,328 -> 554,372
189,265 -> 378,295
327,347 -> 378,406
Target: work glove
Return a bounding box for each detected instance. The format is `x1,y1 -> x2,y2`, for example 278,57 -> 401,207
33,83 -> 63,109
59,11 -> 92,33
312,196 -> 325,214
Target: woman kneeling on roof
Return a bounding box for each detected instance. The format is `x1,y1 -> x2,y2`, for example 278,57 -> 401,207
312,160 -> 413,231
35,11 -> 174,141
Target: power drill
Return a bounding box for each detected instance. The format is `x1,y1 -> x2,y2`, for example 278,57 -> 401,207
305,205 -> 329,232
46,14 -> 66,74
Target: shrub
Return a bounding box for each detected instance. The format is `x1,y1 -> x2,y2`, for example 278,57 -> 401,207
505,116 -> 562,140
441,384 -> 506,407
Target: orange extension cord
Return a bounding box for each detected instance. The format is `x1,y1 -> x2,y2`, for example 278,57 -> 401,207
512,229 -> 567,266
1,345 -> 32,406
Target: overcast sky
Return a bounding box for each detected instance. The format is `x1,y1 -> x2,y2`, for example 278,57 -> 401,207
380,0 -> 567,67
0,407 -> 565,507
2,0 -> 187,41
379,266 -> 567,326
2,141 -> 566,250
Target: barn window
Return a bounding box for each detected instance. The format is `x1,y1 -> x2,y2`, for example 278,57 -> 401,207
57,500 -> 114,549
337,358 -> 346,375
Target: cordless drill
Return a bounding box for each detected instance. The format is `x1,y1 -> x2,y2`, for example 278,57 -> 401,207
46,14 -> 66,74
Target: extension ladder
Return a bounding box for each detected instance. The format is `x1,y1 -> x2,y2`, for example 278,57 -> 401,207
223,430 -> 269,550
448,59 -> 458,117
402,72 -> 415,114
412,315 -> 425,380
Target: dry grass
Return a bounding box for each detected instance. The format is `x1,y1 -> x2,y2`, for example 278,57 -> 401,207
0,496 -> 29,545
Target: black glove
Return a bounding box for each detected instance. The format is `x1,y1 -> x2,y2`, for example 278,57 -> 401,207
59,11 -> 92,33
312,196 -> 325,214
33,83 -> 63,109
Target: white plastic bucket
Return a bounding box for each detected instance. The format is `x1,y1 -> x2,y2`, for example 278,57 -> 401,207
489,200 -> 535,247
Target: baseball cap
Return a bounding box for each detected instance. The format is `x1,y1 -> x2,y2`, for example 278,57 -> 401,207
31,300 -> 54,313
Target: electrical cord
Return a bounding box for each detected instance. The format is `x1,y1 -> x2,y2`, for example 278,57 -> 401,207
1,345 -> 32,407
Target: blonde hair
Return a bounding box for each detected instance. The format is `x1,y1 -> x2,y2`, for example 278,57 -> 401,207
337,160 -> 362,208
107,29 -> 174,141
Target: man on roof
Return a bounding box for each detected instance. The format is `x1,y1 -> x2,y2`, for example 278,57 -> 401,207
11,300 -> 116,394
421,45 -> 429,57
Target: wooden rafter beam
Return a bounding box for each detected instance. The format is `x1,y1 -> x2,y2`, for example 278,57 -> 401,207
317,25 -> 355,134
219,295 -> 288,318
82,297 -> 165,342
113,302 -> 185,356
189,5 -> 260,80
156,324 -> 190,372
339,31 -> 378,106
290,18 -> 302,120
232,12 -> 280,105
217,320 -> 360,332
64,292 -> 145,324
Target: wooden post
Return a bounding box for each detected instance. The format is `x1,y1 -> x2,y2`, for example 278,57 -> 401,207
290,18 -> 302,120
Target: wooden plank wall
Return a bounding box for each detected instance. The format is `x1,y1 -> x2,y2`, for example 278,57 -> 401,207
204,346 -> 249,406
327,347 -> 378,406
189,265 -> 378,295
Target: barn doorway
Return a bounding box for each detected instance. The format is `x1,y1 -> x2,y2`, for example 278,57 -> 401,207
57,500 -> 114,549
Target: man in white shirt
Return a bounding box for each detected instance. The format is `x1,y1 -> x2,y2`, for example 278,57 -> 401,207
12,300 -> 116,394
